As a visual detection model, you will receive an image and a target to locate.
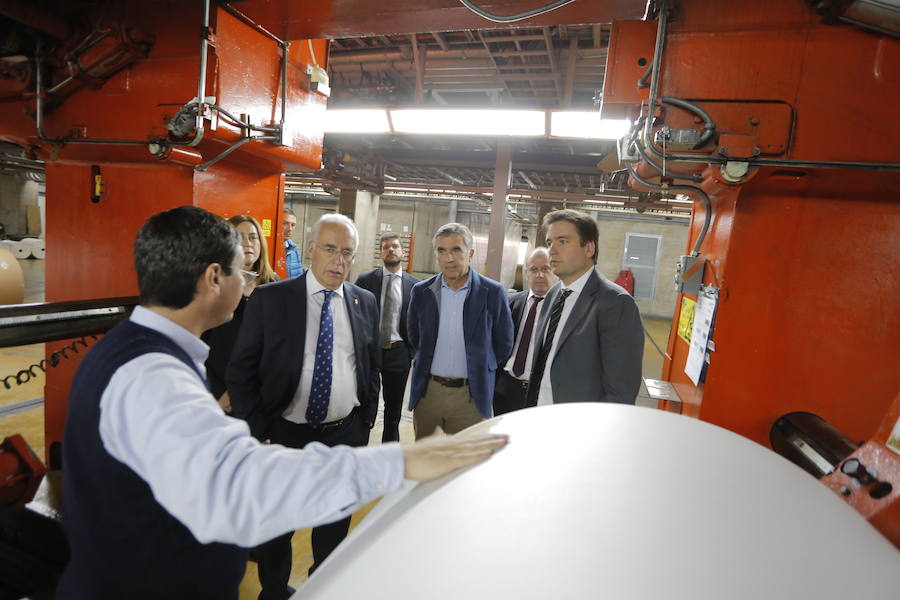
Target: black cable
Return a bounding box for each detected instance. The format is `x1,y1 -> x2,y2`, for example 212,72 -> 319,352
627,163 -> 712,256
457,0 -> 577,23
1,336 -> 97,390
631,140 -> 703,183
661,97 -> 716,148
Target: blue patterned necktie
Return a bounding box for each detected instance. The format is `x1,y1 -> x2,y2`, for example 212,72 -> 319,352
306,289 -> 335,424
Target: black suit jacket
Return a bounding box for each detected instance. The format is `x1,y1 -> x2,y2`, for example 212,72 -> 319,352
508,290 -> 529,331
355,267 -> 418,358
226,272 -> 381,438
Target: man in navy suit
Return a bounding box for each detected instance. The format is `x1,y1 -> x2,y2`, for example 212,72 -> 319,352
356,232 -> 419,443
228,213 -> 380,599
407,223 -> 514,439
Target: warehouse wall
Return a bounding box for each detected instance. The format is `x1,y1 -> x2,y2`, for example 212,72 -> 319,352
0,175 -> 41,238
593,214 -> 689,318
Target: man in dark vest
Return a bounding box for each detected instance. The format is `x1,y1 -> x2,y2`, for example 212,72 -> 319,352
57,206 -> 508,600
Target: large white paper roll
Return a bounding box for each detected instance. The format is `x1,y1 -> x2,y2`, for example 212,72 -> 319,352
0,248 -> 25,304
296,404 -> 900,600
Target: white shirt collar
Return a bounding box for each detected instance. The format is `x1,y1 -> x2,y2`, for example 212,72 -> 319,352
306,269 -> 344,299
130,305 -> 209,363
563,267 -> 594,295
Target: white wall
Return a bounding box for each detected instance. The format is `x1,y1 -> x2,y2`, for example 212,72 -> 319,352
593,214 -> 689,318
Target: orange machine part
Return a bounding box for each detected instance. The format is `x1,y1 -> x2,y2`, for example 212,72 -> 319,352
820,395 -> 900,548
603,0 -> 900,448
8,2 -> 327,465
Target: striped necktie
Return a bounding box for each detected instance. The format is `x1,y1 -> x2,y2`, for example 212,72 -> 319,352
525,288 -> 573,407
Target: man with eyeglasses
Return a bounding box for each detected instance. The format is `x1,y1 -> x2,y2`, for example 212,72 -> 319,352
57,207 -> 508,600
227,213 -> 381,598
493,247 -> 558,415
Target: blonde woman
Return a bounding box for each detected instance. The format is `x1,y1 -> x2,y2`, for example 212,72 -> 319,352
203,215 -> 278,411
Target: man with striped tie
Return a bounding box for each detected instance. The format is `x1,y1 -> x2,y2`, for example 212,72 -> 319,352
526,209 -> 644,407
228,213 -> 381,598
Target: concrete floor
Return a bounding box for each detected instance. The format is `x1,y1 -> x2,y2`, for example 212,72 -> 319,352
0,258 -> 672,598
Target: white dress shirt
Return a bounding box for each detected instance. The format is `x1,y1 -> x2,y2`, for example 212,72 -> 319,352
282,270 -> 359,424
98,306 -> 403,547
537,267 -> 594,406
503,291 -> 545,380
380,268 -> 403,344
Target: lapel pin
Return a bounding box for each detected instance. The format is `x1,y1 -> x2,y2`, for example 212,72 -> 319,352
354,297 -> 359,305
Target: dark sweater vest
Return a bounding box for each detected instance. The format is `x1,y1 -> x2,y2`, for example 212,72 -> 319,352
56,319 -> 247,600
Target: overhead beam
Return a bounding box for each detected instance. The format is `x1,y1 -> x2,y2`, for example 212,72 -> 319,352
562,37 -> 578,106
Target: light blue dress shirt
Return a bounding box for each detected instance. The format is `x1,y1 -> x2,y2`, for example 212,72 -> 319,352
429,269 -> 471,378
97,306 -> 403,547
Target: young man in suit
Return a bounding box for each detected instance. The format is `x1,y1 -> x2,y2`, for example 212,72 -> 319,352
58,207 -> 509,600
407,223 -> 514,439
526,209 -> 644,407
355,232 -> 419,443
494,247 -> 558,415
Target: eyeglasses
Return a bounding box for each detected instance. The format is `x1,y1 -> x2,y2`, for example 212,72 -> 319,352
239,269 -> 258,284
318,246 -> 356,261
527,266 -> 553,275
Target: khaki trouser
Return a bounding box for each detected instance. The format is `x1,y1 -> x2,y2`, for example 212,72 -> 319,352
413,380 -> 485,439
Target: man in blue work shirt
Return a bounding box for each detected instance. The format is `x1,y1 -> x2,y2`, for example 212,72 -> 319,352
407,222 -> 514,439
283,207 -> 303,278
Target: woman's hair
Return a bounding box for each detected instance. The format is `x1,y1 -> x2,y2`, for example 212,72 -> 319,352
228,214 -> 277,284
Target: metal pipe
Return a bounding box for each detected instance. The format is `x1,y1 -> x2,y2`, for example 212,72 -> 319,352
208,104 -> 279,132
632,140 -> 702,183
638,2 -> 900,172
193,0 -> 211,147
628,163 -> 711,256
195,135 -> 276,172
661,96 -> 715,148
280,42 -> 288,129
642,1 -> 669,149
219,2 -> 286,46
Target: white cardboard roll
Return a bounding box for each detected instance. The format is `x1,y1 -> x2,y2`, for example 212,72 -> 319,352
0,248 -> 25,304
22,238 -> 45,259
0,240 -> 30,259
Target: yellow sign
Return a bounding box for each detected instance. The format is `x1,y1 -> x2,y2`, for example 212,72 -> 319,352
677,296 -> 697,344
261,218 -> 272,237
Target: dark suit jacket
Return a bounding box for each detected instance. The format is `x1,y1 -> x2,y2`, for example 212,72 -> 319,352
508,290 -> 529,331
407,270 -> 514,418
226,272 -> 381,439
531,269 -> 644,404
355,267 -> 419,359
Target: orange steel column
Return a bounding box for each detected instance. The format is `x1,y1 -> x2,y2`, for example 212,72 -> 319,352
0,1 -> 328,466
603,0 -> 900,447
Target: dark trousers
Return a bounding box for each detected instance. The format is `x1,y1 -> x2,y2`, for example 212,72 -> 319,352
381,344 -> 412,443
255,409 -> 369,600
493,369 -> 530,416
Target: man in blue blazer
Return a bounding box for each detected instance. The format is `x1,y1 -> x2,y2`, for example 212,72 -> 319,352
407,223 -> 514,439
355,232 -> 419,443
